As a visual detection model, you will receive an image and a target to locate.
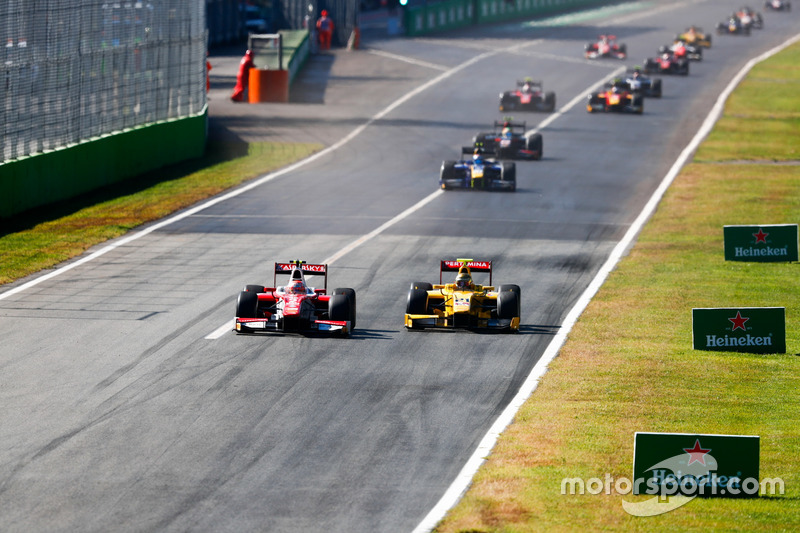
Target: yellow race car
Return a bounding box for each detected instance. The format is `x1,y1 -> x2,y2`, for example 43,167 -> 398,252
675,26 -> 712,47
404,259 -> 520,332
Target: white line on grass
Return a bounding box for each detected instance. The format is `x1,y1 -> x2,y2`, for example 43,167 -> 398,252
411,31 -> 800,533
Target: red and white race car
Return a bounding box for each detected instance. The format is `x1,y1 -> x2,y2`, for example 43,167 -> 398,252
584,34 -> 627,59
234,260 -> 356,335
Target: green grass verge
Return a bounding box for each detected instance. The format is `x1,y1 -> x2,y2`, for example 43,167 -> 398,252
0,141 -> 321,286
434,43 -> 800,532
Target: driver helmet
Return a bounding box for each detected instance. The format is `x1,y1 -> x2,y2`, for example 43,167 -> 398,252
289,280 -> 305,294
473,149 -> 484,164
502,126 -> 511,137
662,52 -> 671,60
631,69 -> 641,78
455,271 -> 473,290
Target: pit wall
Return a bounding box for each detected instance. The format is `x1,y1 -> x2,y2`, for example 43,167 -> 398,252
403,0 -> 616,36
0,110 -> 207,219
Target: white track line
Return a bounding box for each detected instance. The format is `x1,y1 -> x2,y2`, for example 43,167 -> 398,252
367,50 -> 449,71
411,31 -> 800,533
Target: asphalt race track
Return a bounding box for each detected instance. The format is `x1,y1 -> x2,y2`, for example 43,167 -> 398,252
1,1 -> 798,531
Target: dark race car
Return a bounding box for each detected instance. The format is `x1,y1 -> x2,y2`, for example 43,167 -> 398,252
676,26 -> 712,48
498,78 -> 556,112
716,15 -> 752,35
644,51 -> 690,75
587,80 -> 644,114
736,6 -> 764,28
584,34 -> 627,59
623,68 -> 662,98
764,0 -> 791,11
472,120 -> 543,160
659,39 -> 702,61
234,261 -> 356,335
440,146 -> 516,191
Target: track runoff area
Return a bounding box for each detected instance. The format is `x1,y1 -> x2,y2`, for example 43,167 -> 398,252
2,1 -> 798,531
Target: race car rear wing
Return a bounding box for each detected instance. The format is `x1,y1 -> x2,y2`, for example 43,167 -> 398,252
440,259 -> 492,285
493,120 -> 526,132
274,260 -> 327,290
516,79 -> 542,87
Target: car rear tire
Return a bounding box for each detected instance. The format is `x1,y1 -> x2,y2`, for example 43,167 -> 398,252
500,162 -> 516,191
236,290 -> 258,319
332,288 -> 356,328
526,133 -> 543,160
498,284 -> 521,317
632,95 -> 644,114
329,294 -> 351,323
652,79 -> 663,98
544,92 -> 556,112
406,288 -> 429,315
497,290 -> 520,321
440,160 -> 457,190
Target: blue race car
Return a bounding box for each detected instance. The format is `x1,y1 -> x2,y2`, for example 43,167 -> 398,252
440,146 -> 516,191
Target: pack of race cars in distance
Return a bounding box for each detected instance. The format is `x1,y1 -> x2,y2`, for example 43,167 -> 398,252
499,78 -> 556,112
234,260 -> 356,335
716,7 -> 765,34
764,0 -> 791,11
405,259 -> 520,332
440,144 -> 517,191
472,120 -> 543,160
584,35 -> 627,59
587,80 -> 644,114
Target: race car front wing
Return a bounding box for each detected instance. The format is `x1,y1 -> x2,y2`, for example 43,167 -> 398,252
404,314 -> 520,331
235,317 -> 351,334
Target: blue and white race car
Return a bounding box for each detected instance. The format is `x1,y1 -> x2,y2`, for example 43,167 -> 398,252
440,146 -> 516,191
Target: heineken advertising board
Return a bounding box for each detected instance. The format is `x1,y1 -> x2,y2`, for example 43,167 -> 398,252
723,224 -> 798,262
633,432 -> 760,498
692,307 -> 785,353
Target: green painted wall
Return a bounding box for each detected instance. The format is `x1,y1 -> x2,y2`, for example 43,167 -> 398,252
0,110 -> 207,219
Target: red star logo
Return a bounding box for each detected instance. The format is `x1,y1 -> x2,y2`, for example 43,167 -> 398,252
753,228 -> 769,244
728,311 -> 749,331
683,439 -> 712,466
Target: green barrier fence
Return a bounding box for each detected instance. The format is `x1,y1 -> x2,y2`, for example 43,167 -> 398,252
404,0 -> 619,36
0,110 -> 207,219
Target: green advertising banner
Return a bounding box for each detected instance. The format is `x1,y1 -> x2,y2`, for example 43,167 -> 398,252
723,224 -> 799,262
633,432 -> 760,498
692,307 -> 786,354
